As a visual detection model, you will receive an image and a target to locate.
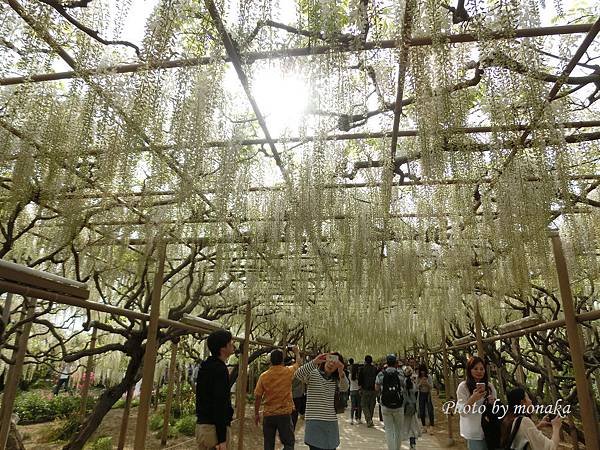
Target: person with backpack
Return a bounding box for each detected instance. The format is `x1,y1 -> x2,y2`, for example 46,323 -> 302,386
348,358 -> 362,425
401,365 -> 421,450
500,387 -> 561,450
375,354 -> 405,450
358,355 -> 378,427
456,356 -> 498,450
294,352 -> 349,450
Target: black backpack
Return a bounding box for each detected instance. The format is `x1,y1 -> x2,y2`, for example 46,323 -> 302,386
505,416 -> 530,450
481,397 -> 502,449
380,371 -> 404,409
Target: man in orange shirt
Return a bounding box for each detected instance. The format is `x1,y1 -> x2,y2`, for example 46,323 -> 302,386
254,345 -> 301,450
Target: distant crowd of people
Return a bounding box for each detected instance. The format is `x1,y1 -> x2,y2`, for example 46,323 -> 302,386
194,330 -> 563,450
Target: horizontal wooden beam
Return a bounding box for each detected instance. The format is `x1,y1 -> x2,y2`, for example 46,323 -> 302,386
440,309 -> 600,352
0,259 -> 89,299
0,24 -> 593,86
0,278 -> 275,345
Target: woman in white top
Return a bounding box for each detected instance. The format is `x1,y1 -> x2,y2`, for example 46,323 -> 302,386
500,387 -> 561,450
456,356 -> 497,450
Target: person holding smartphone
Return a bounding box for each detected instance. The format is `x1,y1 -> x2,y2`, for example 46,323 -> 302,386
456,356 -> 497,450
500,388 -> 561,450
294,352 -> 349,450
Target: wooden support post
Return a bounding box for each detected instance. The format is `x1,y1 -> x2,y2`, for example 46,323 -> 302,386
511,338 -> 526,385
540,338 -> 570,445
236,302 -> 252,450
1,292 -> 12,326
133,241 -> 167,450
474,296 -> 485,358
117,386 -> 134,450
0,297 -> 37,449
79,325 -> 98,417
176,365 -> 183,419
551,233 -> 600,449
160,341 -> 179,446
440,321 -> 454,447
495,362 -> 507,403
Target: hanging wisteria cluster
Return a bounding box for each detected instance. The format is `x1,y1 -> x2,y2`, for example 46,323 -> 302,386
0,0 -> 599,362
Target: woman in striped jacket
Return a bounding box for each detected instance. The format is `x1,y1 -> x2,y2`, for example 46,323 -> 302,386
295,352 -> 349,450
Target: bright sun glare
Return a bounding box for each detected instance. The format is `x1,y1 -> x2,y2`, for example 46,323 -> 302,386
252,71 -> 309,136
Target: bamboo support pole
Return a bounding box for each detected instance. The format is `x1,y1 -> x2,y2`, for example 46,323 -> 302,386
79,325 -> 98,417
236,302 -> 252,450
160,341 -> 179,446
133,241 -> 167,450
550,233 -> 600,449
0,297 -> 37,449
0,24 -> 593,86
474,297 -> 485,358
117,386 -> 135,450
440,321 -> 454,447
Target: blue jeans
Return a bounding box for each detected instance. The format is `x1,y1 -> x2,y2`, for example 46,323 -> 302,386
350,391 -> 362,420
467,440 -> 488,450
382,408 -> 403,450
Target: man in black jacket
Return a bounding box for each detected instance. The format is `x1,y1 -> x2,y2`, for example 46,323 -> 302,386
196,329 -> 236,450
358,355 -> 378,427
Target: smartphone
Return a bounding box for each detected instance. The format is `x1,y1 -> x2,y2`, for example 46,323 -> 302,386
326,354 -> 339,362
476,382 -> 486,391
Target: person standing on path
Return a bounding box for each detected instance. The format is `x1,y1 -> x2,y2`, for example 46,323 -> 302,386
254,346 -> 301,450
358,355 -> 378,427
53,362 -> 72,395
416,364 -> 435,434
375,354 -> 406,450
295,352 -> 349,450
348,358 -> 362,425
195,329 -> 236,450
401,366 -> 421,450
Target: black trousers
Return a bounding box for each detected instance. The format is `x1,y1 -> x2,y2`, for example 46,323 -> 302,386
291,396 -> 306,430
418,391 -> 434,426
308,447 -> 336,450
263,414 -> 295,450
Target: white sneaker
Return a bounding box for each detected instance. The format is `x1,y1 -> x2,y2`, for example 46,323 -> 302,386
357,419 -> 362,424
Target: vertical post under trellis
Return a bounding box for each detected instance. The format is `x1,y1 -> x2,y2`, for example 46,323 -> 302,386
79,325 -> 98,418
474,296 -> 485,358
160,340 -> 179,446
1,292 -> 12,326
133,241 -> 167,450
551,233 -> 600,449
511,338 -> 526,385
117,386 -> 134,450
0,297 -> 37,449
440,321 -> 454,447
236,301 -> 252,450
